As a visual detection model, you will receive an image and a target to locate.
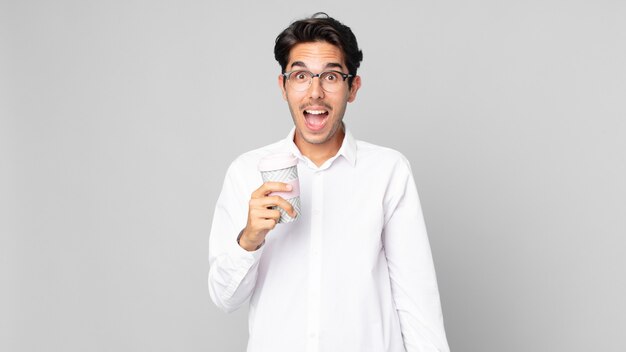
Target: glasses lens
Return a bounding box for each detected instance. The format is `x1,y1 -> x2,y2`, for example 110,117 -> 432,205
320,71 -> 342,92
289,71 -> 311,91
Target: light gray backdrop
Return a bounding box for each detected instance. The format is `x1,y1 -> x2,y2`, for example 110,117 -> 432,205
2,0 -> 625,351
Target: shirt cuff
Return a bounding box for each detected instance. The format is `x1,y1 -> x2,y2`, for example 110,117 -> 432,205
229,230 -> 265,262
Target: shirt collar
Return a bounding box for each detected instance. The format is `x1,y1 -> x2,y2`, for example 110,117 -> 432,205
284,125 -> 357,168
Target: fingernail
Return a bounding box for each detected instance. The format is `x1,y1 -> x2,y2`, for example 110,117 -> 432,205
286,184 -> 292,191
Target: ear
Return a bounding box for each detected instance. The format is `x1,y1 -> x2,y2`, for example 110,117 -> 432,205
347,75 -> 361,103
278,74 -> 287,100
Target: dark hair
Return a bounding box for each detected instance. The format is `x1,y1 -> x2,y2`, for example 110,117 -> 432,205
274,12 -> 363,85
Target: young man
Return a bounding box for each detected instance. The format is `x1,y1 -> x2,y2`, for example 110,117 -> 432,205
209,13 -> 450,352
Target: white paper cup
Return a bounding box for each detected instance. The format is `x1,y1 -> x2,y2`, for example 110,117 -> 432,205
258,153 -> 301,223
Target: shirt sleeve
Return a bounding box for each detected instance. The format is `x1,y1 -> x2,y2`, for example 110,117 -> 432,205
382,156 -> 451,352
208,160 -> 264,313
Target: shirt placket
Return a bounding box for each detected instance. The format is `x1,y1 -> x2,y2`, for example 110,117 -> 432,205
306,170 -> 324,352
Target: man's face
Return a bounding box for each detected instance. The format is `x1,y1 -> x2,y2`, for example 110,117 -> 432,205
279,41 -> 361,149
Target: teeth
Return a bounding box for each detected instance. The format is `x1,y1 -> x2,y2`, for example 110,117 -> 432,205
305,110 -> 327,115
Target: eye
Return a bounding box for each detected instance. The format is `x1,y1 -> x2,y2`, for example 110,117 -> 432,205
323,72 -> 340,82
292,71 -> 309,82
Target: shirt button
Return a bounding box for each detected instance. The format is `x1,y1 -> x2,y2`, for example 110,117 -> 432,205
309,332 -> 317,339
312,209 -> 320,215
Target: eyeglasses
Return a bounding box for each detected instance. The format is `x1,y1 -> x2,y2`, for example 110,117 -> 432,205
282,70 -> 353,93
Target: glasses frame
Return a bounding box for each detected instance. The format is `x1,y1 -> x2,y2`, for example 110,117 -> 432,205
282,70 -> 354,92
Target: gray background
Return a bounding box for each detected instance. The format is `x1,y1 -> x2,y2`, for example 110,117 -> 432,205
2,0 -> 625,351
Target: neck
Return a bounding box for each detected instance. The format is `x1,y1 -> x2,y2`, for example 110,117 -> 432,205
295,125 -> 345,167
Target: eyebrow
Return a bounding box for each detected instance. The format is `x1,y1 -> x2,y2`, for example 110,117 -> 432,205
290,61 -> 345,71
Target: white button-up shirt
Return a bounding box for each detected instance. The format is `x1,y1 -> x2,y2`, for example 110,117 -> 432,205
208,128 -> 450,352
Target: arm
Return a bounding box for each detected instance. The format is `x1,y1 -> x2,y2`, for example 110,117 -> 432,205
208,161 -> 295,312
383,157 -> 450,352
208,161 -> 262,313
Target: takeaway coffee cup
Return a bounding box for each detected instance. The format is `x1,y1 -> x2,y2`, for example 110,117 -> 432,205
258,153 -> 301,223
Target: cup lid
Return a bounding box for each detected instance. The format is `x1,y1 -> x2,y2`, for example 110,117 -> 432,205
258,153 -> 298,172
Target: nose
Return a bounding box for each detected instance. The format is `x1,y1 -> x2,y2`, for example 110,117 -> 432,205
308,76 -> 325,99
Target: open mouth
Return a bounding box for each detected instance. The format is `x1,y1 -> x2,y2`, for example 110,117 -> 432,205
303,109 -> 329,131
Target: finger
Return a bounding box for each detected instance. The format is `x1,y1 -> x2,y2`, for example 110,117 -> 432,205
249,196 -> 280,210
254,208 -> 281,222
260,218 -> 278,230
273,197 -> 296,217
253,195 -> 295,217
251,195 -> 292,211
251,182 -> 293,198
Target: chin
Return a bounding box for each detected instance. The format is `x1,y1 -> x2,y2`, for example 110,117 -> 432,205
301,132 -> 329,145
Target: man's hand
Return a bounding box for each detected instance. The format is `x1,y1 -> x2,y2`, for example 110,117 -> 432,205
239,182 -> 296,251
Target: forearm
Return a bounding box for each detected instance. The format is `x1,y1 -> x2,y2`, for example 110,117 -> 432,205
208,233 -> 264,313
